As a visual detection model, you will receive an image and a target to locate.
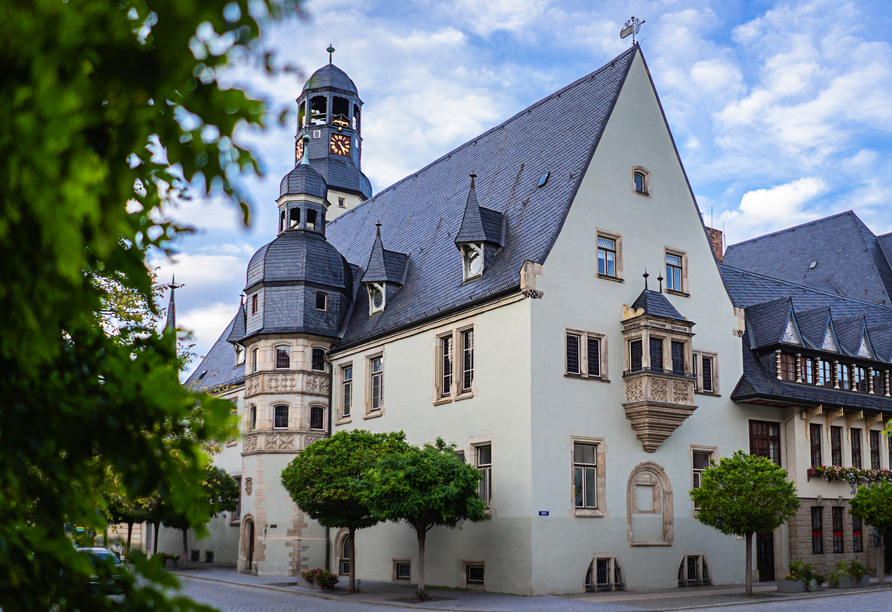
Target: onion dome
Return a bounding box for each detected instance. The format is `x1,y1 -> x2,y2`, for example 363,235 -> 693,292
279,163 -> 327,199
246,231 -> 350,292
302,64 -> 358,95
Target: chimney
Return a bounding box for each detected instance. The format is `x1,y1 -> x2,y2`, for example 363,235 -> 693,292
706,227 -> 724,263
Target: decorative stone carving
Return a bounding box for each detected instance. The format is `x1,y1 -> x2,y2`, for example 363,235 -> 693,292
268,375 -> 280,391
625,379 -> 643,402
243,434 -> 259,452
268,434 -> 296,451
303,434 -> 325,449
246,376 -> 261,397
672,380 -> 689,404
651,378 -> 668,402
305,374 -> 330,396
281,375 -> 297,392
245,477 -> 253,495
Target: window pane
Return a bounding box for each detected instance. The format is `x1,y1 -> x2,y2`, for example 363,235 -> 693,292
597,237 -> 615,250
606,251 -> 615,277
462,330 -> 474,390
312,348 -> 325,371
574,467 -> 583,507
665,254 -> 682,266
566,334 -> 580,375
477,445 -> 491,466
274,405 -> 288,428
584,467 -> 596,508
692,452 -> 710,470
701,357 -> 713,392
671,341 -> 685,374
315,292 -> 327,311
587,337 -> 600,377
276,347 -> 290,369
634,173 -> 644,192
598,249 -> 606,275
630,340 -> 642,372
310,406 -> 324,430
344,366 -> 352,381
372,358 -> 382,373
650,338 -> 663,370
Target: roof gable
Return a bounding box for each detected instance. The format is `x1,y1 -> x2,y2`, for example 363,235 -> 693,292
326,46 -> 639,347
745,297 -> 795,348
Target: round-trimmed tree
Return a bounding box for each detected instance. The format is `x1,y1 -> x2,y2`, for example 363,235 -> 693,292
849,481 -> 892,584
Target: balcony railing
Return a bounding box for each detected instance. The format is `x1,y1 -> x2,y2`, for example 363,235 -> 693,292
623,366 -> 695,379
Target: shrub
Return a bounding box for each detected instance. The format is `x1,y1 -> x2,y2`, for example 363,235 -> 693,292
301,568 -> 320,585
829,559 -> 868,584
316,570 -> 339,590
785,560 -> 825,590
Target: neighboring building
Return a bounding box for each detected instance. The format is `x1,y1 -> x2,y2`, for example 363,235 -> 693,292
721,212 -> 892,578
160,46 -> 892,593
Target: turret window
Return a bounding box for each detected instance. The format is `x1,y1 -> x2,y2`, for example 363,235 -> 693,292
306,209 -> 317,231
298,101 -> 306,128
275,346 -> 290,370
462,244 -> 484,281
274,405 -> 289,429
310,406 -> 324,431
316,292 -> 328,311
289,207 -> 300,229
312,348 -> 326,372
332,97 -> 349,128
353,104 -> 361,133
279,211 -> 285,233
310,95 -> 327,125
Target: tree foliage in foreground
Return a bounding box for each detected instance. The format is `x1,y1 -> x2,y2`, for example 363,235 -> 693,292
689,450 -> 800,596
0,0 -> 299,610
358,438 -> 487,601
849,481 -> 892,584
281,430 -> 406,592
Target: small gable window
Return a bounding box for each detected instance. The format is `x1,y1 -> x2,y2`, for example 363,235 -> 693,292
632,167 -> 651,195
368,283 -> 385,315
462,244 -> 484,281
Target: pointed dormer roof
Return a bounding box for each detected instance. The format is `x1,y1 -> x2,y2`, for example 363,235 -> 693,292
868,322 -> 892,363
363,225 -> 408,285
833,315 -> 874,358
455,174 -> 505,248
794,306 -> 832,349
743,297 -> 796,348
629,289 -> 686,322
226,297 -> 246,344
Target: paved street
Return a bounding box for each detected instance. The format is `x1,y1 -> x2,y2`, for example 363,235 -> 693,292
175,572 -> 892,612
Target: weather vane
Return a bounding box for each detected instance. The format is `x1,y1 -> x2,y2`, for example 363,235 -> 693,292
327,44 -> 335,63
620,16 -> 645,45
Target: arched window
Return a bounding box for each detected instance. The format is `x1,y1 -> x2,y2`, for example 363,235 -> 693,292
332,96 -> 349,129
311,348 -> 326,371
585,557 -> 624,592
310,406 -> 324,430
626,461 -> 673,545
632,167 -> 651,195
250,406 -> 257,430
339,534 -> 351,576
677,553 -> 711,587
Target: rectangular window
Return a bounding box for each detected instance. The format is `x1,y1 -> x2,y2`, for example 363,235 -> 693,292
234,477 -> 242,520
338,197 -> 346,208
461,329 -> 474,392
853,516 -> 864,553
274,405 -> 288,429
597,237 -> 616,277
665,253 -> 682,291
801,357 -> 814,384
566,333 -> 580,375
870,429 -> 880,469
252,348 -> 258,371
441,335 -> 454,396
395,562 -> 411,582
811,507 -> 824,554
671,341 -> 685,375
276,346 -> 290,369
749,420 -> 781,466
832,507 -> 844,553
701,356 -> 714,392
831,426 -> 842,466
781,354 -> 795,381
649,337 -> 664,370
310,406 -> 324,430
573,443 -> 597,509
466,564 -> 485,586
854,367 -> 867,393
839,364 -> 851,390
851,428 -> 862,469
810,424 -> 822,468
342,366 -> 352,417
311,347 -> 326,371
873,371 -> 885,395
251,294 -> 258,314
692,451 -> 711,510
315,292 -> 328,311
587,337 -> 601,377
630,339 -> 643,372
477,445 -> 492,508
818,360 -> 833,387
371,357 -> 383,411
250,406 -> 257,430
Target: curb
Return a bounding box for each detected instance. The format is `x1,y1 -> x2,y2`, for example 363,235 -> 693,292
173,572 -> 890,612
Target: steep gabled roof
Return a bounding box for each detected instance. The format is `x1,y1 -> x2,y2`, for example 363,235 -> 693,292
363,227 -> 409,285
745,297 -> 797,348
185,314 -> 245,393
629,289 -> 686,322
455,177 -> 504,246
724,211 -> 892,306
869,322 -> 892,363
226,301 -> 246,344
793,306 -> 832,350
326,46 -> 639,348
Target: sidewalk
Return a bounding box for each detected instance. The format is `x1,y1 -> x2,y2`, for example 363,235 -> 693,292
171,564 -> 890,612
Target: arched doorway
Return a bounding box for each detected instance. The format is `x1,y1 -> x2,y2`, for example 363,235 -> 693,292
242,518 -> 254,573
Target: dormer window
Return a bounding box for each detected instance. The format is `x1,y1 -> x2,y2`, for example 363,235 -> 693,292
235,344 -> 245,365
463,244 -> 484,281
368,283 -> 385,315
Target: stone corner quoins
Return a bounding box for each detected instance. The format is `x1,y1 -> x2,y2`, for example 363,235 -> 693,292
244,371 -> 330,399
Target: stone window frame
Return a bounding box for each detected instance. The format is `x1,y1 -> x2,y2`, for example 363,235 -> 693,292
251,348 -> 259,373
631,166 -> 652,197
392,559 -> 411,582
467,434 -> 494,518
677,551 -> 712,587
584,555 -> 625,592
336,362 -> 353,425
626,461 -> 674,547
364,350 -> 385,419
274,344 -> 291,370
569,435 -> 607,518
623,327 -> 692,376
272,404 -> 290,430
663,246 -> 690,296
595,228 -> 624,282
334,528 -> 351,577
367,282 -> 386,316
431,319 -> 478,405
692,350 -> 719,395
688,445 -> 718,517
309,345 -> 327,372
564,327 -> 609,382
309,404 -> 326,432
461,560 -> 486,590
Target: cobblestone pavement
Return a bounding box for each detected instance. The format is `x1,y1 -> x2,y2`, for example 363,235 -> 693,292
175,574 -> 892,612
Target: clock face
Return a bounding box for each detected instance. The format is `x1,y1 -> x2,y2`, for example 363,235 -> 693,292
330,133 -> 351,157
294,139 -> 304,164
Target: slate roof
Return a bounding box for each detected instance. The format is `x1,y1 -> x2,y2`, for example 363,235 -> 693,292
184,312 -> 245,393
363,229 -> 408,285
325,46 -> 639,348
872,322 -> 892,362
724,211 -> 892,306
226,302 -> 246,343
629,289 -> 687,322
455,179 -> 504,246
744,297 -> 794,348
308,156 -> 373,200
794,306 -> 832,349
246,231 -> 352,292
279,164 -> 328,199
302,63 -> 358,95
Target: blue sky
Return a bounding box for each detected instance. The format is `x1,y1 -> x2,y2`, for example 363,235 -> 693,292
152,0 -> 892,373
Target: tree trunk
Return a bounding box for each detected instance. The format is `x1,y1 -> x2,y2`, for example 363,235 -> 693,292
879,532 -> 885,585
126,521 -> 134,551
182,529 -> 189,570
744,531 -> 753,596
348,527 -> 356,593
416,526 -> 428,601
153,521 -> 160,554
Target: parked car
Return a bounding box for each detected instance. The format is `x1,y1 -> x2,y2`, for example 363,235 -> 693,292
76,547 -> 126,599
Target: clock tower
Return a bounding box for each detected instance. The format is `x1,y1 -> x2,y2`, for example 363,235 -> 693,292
295,48 -> 372,220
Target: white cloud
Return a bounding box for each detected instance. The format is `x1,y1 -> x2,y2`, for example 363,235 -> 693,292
719,177 -> 830,242
179,301 -> 241,359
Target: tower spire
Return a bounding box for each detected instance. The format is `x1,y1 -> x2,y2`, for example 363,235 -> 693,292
327,44 -> 335,64
164,275 -> 183,333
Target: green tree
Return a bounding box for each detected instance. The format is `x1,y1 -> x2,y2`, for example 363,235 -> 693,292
281,430 -> 406,592
162,466 -> 239,570
690,450 -> 800,596
0,0 -> 299,608
358,438 -> 487,601
850,481 -> 892,584
103,490 -> 153,551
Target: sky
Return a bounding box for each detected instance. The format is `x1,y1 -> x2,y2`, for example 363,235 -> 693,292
151,0 -> 892,374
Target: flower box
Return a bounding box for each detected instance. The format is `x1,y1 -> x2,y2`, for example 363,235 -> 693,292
829,575 -> 870,589
778,578 -> 823,593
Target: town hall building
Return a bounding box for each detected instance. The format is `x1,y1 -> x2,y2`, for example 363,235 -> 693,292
152,44 -> 892,594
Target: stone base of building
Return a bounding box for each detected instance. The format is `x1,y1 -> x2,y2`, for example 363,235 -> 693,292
788,498 -> 879,577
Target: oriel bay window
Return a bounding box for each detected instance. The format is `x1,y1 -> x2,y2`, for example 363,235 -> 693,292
650,337 -> 664,370
573,443 -> 597,509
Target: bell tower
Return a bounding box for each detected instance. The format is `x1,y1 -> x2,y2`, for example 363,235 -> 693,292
294,46 -> 372,220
